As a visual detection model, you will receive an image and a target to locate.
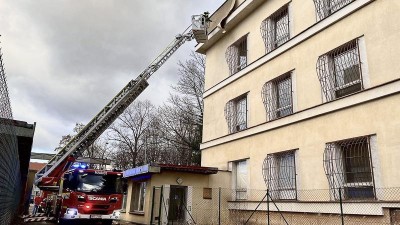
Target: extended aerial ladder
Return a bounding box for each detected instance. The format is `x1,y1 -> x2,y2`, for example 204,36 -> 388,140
35,13 -> 210,189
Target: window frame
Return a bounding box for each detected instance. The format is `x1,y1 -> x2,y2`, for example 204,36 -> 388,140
323,135 -> 376,200
224,93 -> 248,134
262,72 -> 293,121
263,150 -> 297,200
130,182 -> 146,213
260,4 -> 290,53
313,0 -> 355,21
121,193 -> 128,212
234,96 -> 247,132
316,38 -> 364,102
225,35 -> 248,75
331,45 -> 363,98
234,159 -> 249,200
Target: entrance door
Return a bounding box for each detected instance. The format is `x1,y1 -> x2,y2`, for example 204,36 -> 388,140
168,186 -> 187,223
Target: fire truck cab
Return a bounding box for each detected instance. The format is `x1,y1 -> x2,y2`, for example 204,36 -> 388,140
57,168 -> 124,225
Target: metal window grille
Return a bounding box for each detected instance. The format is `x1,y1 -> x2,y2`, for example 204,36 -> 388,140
313,0 -> 355,21
224,95 -> 247,134
262,73 -> 293,121
262,150 -> 297,200
225,36 -> 247,75
260,5 -> 290,53
323,135 -> 375,200
316,39 -> 362,102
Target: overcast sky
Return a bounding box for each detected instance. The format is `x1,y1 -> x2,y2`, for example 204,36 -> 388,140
0,0 -> 224,154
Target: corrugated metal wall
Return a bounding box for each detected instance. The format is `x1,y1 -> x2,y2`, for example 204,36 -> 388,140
0,45 -> 21,225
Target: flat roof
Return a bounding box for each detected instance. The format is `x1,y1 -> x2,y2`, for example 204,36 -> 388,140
0,118 -> 36,137
123,163 -> 218,178
158,164 -> 218,174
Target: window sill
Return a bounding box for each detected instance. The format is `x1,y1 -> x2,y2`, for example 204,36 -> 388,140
331,88 -> 363,101
334,79 -> 361,90
343,182 -> 373,187
129,211 -> 145,216
266,111 -> 293,122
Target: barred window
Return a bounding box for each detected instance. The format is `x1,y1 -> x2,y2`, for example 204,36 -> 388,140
263,150 -> 297,200
262,73 -> 293,121
224,94 -> 247,133
313,0 -> 355,21
260,5 -> 290,53
316,39 -> 363,102
225,36 -> 248,75
323,135 -> 375,200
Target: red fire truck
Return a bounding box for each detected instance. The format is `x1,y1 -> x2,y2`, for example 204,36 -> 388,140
58,168 -> 124,225
34,162 -> 125,225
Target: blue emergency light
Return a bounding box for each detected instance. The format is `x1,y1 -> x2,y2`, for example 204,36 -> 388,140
71,162 -> 89,169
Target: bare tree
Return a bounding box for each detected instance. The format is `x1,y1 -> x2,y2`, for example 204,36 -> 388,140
54,123 -> 85,152
139,117 -> 168,164
158,52 -> 205,165
164,52 -> 205,126
82,137 -> 109,166
107,147 -> 131,170
107,100 -> 156,169
106,52 -> 205,168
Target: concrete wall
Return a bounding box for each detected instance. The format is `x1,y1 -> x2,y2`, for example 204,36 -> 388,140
203,0 -> 400,141
202,95 -> 400,190
200,0 -> 400,192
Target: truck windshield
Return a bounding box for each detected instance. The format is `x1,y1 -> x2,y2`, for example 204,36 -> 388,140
64,173 -> 123,194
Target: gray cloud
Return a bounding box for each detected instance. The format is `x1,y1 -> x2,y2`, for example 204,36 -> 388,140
0,0 -> 223,152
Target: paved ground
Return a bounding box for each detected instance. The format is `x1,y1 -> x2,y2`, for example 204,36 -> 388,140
23,205 -> 132,225
22,222 -> 56,225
